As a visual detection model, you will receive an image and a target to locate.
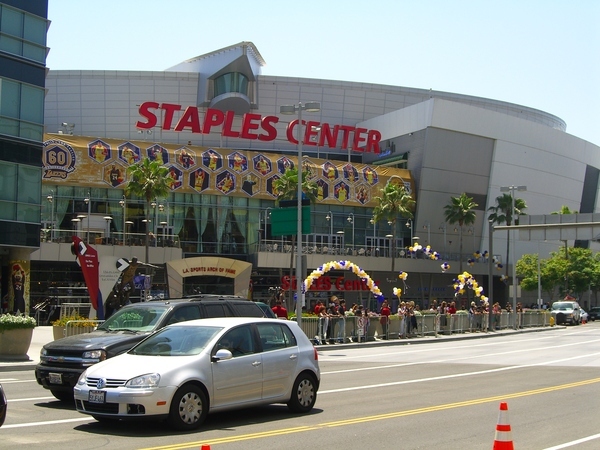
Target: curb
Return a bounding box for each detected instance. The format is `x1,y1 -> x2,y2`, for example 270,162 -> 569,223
315,326 -> 562,352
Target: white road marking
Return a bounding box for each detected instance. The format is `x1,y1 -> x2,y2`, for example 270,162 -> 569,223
543,432 -> 600,449
1,417 -> 90,429
8,396 -> 56,402
320,350 -> 600,394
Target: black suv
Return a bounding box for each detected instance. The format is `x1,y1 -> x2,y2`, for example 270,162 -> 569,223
35,295 -> 265,401
588,306 -> 600,321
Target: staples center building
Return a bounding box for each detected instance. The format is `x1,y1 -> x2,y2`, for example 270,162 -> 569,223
34,41 -> 600,311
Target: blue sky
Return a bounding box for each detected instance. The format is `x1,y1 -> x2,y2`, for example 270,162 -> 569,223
46,0 -> 599,146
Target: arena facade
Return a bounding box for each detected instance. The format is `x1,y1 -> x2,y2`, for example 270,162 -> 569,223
30,41 -> 600,312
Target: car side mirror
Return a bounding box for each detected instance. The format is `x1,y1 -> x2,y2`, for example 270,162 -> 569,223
211,348 -> 233,362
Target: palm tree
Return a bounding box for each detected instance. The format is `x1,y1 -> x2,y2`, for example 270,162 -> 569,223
372,181 -> 415,272
273,167 -> 317,311
444,193 -> 478,274
126,158 -> 171,266
488,193 -> 527,279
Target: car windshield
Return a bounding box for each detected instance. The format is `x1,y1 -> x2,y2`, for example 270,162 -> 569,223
552,302 -> 575,311
130,325 -> 223,356
97,306 -> 169,332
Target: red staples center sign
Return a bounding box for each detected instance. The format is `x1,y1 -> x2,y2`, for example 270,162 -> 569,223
281,276 -> 377,292
136,102 -> 382,154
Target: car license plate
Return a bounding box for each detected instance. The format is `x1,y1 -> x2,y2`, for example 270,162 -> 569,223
88,390 -> 106,403
49,372 -> 62,384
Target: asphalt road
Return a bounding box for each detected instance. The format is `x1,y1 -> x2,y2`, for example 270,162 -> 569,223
2,323 -> 600,449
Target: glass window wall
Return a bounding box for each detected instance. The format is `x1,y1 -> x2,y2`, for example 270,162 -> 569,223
214,72 -> 249,97
0,4 -> 48,64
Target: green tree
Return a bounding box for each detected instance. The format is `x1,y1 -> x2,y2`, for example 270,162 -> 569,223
551,205 -> 579,288
557,246 -> 594,298
516,253 -> 557,301
372,181 -> 415,272
589,253 -> 600,305
517,246 -> 598,302
126,158 -> 171,265
444,193 -> 478,274
273,167 -> 317,310
487,193 -> 527,281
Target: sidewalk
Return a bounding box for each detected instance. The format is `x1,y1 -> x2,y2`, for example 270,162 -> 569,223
0,325 -> 561,373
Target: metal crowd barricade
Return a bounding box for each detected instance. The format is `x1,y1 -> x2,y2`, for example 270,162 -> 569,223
335,316 -> 347,343
345,316 -> 358,342
317,316 -> 329,344
300,317 -> 320,344
297,309 -> 553,343
416,314 -> 437,337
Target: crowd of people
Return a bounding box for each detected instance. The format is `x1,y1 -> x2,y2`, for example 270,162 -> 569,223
269,287 -> 537,343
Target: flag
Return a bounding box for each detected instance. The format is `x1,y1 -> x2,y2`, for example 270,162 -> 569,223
71,236 -> 104,319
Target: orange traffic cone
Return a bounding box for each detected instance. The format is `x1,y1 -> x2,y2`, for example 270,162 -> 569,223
493,402 -> 514,450
200,446 -> 210,450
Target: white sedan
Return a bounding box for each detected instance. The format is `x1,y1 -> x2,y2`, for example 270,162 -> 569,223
74,317 -> 320,430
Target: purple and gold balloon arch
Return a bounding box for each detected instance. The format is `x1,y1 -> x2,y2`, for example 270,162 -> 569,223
303,260 -> 384,301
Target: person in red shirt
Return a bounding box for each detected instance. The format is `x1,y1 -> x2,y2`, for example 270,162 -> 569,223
447,301 -> 457,315
272,300 -> 288,319
379,300 -> 391,339
313,300 -> 323,315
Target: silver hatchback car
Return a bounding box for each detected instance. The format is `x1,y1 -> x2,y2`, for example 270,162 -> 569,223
74,317 -> 320,430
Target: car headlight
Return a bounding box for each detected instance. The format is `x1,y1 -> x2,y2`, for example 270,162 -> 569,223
82,350 -> 106,361
125,373 -> 161,388
76,370 -> 88,386
40,348 -> 47,357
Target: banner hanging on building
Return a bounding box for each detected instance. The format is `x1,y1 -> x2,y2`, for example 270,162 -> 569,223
42,134 -> 414,208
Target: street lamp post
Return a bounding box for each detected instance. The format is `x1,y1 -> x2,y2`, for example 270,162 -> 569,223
119,195 -> 126,244
347,213 -> 354,250
326,211 -> 333,244
158,202 -> 166,245
47,190 -> 55,242
500,184 -> 527,328
71,217 -> 81,236
406,219 -> 413,243
280,101 -> 321,326
103,216 -> 112,241
263,207 -> 272,241
488,219 -> 495,330
161,201 -> 170,242
386,234 -> 393,258
151,199 -> 159,246
370,218 -> 376,249
125,220 -> 133,245
84,191 -> 91,244
160,220 -> 168,247
423,222 -> 430,244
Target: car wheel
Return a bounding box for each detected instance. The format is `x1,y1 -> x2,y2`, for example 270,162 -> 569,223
167,384 -> 208,431
287,373 -> 317,413
50,389 -> 73,402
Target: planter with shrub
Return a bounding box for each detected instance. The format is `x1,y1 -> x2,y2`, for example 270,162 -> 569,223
0,313 -> 36,359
